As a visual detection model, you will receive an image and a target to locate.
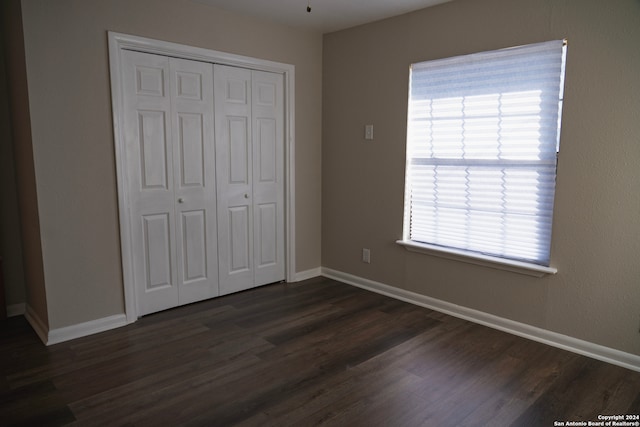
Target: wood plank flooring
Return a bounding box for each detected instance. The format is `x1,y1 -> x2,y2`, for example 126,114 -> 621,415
1,277 -> 640,426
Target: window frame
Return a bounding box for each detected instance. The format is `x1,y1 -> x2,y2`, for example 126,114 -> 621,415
398,40 -> 566,277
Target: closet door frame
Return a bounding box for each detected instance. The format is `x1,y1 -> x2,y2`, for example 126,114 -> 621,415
108,32 -> 296,323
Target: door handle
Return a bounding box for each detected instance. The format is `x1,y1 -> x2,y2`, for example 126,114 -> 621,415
178,198 -> 185,203
244,194 -> 249,199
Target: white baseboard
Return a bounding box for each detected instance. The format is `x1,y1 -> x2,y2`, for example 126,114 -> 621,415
17,266 -> 319,345
47,314 -> 128,345
7,303 -> 26,317
294,267 -> 322,282
321,267 -> 640,373
24,305 -> 49,345
23,305 -> 128,346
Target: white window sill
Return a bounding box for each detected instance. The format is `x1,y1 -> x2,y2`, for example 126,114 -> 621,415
396,240 -> 557,278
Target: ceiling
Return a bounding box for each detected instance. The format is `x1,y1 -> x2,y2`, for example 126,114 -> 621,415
191,0 -> 456,34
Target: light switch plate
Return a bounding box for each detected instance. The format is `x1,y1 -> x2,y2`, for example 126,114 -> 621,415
365,124 -> 374,140
362,248 -> 371,263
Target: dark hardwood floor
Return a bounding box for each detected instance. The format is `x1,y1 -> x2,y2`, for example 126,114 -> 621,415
2,277 -> 639,426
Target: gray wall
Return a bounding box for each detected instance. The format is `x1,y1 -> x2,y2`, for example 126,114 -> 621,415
322,0 -> 640,355
17,0 -> 323,329
0,3 -> 26,309
2,0 -> 47,325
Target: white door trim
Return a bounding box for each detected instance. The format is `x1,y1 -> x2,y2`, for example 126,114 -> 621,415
108,32 -> 296,323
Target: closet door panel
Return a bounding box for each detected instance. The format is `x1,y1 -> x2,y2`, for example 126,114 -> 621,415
180,209 -> 208,282
170,57 -> 219,305
228,206 -> 251,272
123,50 -> 179,316
257,202 -> 277,266
215,64 -> 254,295
252,70 -> 285,286
138,110 -> 170,189
228,117 -> 250,184
177,112 -> 204,187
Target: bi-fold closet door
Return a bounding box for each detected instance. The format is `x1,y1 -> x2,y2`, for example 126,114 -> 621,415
214,64 -> 285,296
122,51 -> 284,316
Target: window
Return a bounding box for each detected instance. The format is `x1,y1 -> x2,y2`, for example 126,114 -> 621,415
400,40 -> 567,274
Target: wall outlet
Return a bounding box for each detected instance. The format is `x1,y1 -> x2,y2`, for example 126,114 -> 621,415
362,248 -> 371,264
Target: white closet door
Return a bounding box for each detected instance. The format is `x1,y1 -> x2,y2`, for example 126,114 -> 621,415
123,51 -> 218,315
123,51 -> 177,315
214,65 -> 285,295
251,70 -> 285,286
214,65 -> 254,295
169,58 -> 219,305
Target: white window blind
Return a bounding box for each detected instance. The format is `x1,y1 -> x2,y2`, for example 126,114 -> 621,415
403,40 -> 566,266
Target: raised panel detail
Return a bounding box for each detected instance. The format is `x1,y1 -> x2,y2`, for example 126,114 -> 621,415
257,118 -> 276,183
227,79 -> 247,103
256,82 -> 276,106
178,113 -> 204,187
229,206 -> 250,272
177,72 -> 202,100
228,117 -> 249,184
136,66 -> 164,96
258,203 -> 277,267
181,210 -> 207,283
143,214 -> 172,290
138,110 -> 168,189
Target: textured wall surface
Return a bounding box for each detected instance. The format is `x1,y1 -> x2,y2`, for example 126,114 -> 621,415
322,0 -> 640,355
2,0 -> 48,325
19,0 -> 322,329
0,5 -> 27,308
